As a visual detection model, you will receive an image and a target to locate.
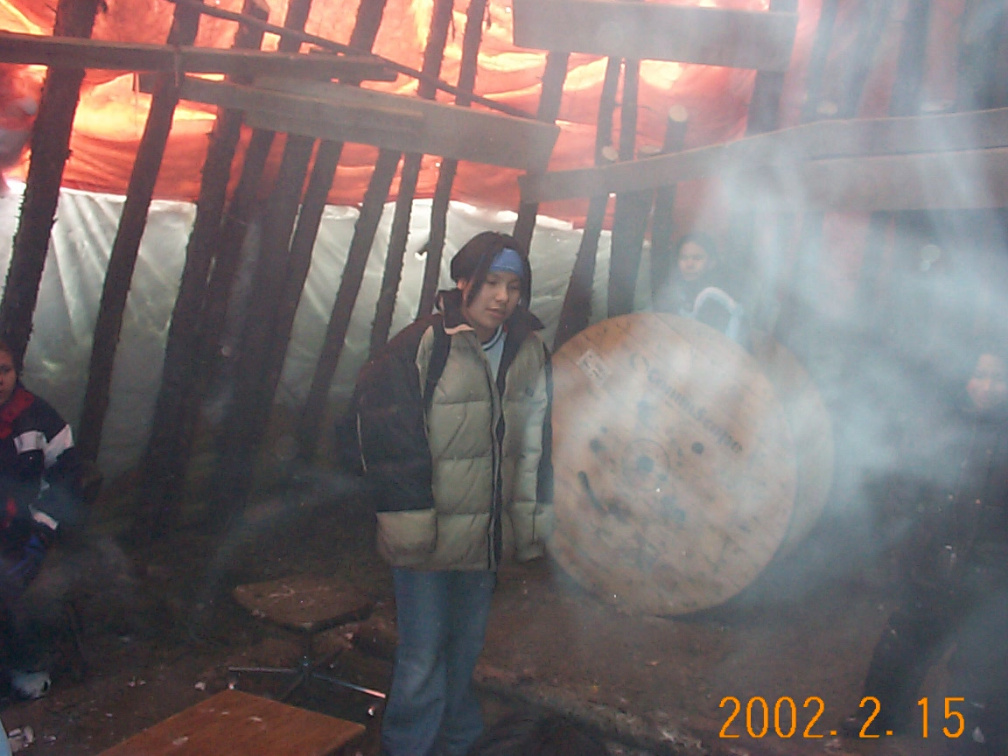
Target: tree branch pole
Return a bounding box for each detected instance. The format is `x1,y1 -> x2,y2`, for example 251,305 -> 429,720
553,56 -> 622,350
297,0 -> 470,462
608,58 -> 649,318
208,0 -> 339,523
845,0 -> 932,362
724,0 -> 798,321
296,149 -> 402,460
135,0 -> 270,541
648,105 -> 689,308
230,0 -> 391,476
367,0 -> 456,357
192,0 -> 323,427
270,0 -> 392,409
510,51 -> 571,253
76,0 -> 205,463
0,0 -> 104,363
799,0 -> 839,123
415,0 -> 499,321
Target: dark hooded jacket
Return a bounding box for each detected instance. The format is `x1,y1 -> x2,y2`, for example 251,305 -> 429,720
355,284 -> 554,571
900,392 -> 1008,593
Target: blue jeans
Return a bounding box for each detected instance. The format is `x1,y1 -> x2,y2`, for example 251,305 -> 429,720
381,568 -> 496,756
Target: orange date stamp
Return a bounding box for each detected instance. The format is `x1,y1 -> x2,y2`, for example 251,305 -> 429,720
719,696 -> 969,739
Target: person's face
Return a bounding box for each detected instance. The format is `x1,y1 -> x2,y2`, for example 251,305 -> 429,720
966,353 -> 1008,413
458,270 -> 522,342
0,350 -> 17,405
678,241 -> 710,282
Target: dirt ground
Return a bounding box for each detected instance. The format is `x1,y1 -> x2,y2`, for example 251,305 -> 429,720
0,463 -> 968,756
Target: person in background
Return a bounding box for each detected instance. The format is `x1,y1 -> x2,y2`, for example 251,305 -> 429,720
355,231 -> 554,756
0,339 -> 82,699
841,347 -> 1008,754
662,232 -> 722,317
659,232 -> 748,346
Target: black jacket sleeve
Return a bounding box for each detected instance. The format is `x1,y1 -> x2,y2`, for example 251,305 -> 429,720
355,319 -> 436,514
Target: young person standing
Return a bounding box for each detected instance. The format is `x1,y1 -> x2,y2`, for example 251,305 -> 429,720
355,231 -> 554,756
841,348 -> 1008,752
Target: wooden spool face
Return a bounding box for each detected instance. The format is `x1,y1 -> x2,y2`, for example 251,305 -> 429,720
549,314 -> 797,616
754,339 -> 835,553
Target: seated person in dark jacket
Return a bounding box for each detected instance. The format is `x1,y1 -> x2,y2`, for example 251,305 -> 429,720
663,232 -> 722,316
842,347 -> 1008,753
0,339 -> 82,699
657,232 -> 747,344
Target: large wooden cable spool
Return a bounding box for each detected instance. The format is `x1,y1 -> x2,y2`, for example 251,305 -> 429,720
755,339 -> 835,554
549,314 -> 798,616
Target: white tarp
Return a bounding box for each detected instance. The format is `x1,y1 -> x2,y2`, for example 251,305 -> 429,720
0,183 -> 630,479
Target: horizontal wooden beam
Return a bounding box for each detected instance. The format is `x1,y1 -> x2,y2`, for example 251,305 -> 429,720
181,77 -> 420,144
180,77 -> 560,171
520,108 -> 1008,203
512,0 -> 798,72
163,0 -> 534,119
0,31 -> 395,82
738,147 -> 1008,212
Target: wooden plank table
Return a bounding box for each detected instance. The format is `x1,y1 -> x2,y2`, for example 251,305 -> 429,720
98,689 -> 365,755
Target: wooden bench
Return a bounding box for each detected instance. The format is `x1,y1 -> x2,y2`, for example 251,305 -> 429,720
97,688 -> 365,755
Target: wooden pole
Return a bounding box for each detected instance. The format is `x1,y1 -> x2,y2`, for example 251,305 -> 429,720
76,1 -> 205,463
746,0 -> 798,135
800,0 -> 839,122
835,1 -> 895,366
262,0 -> 392,465
608,58 -> 650,317
954,0 -> 1007,111
135,0 -> 270,540
851,0 -> 933,359
211,0 -> 386,519
776,2 -> 888,348
648,106 -> 689,308
0,32 -> 391,82
136,0 -> 316,534
296,149 -> 402,460
510,51 -> 571,252
193,135 -> 272,382
216,93 -> 326,510
213,132 -> 318,511
192,0 -> 321,415
368,0 -> 456,356
296,0 -> 466,461
889,0 -> 933,118
838,1 -> 893,118
416,0 -> 490,320
0,0 -> 103,364
730,0 -> 798,326
553,56 -> 622,350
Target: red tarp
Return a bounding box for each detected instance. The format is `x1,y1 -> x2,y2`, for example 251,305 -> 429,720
0,0 -> 971,224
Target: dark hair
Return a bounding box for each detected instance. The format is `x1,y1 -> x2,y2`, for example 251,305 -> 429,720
450,231 -> 532,307
466,712 -> 609,756
0,338 -> 21,373
925,335 -> 1008,414
673,231 -> 718,261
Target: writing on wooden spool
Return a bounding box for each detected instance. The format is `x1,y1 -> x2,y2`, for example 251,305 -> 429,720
549,314 -> 797,616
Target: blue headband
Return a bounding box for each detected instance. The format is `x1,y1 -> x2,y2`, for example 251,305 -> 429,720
488,248 -> 524,279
